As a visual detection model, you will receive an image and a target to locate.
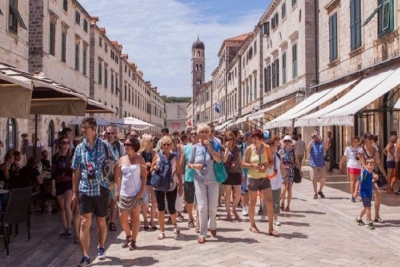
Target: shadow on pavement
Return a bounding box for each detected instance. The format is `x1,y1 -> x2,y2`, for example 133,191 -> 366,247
97,256 -> 159,266
211,236 -> 260,244
279,213 -> 306,218
322,197 -> 350,200
291,210 -> 326,215
217,227 -> 244,232
279,232 -> 308,239
281,222 -> 310,227
137,245 -> 182,251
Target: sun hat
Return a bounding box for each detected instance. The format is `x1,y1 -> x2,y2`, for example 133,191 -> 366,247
280,135 -> 296,146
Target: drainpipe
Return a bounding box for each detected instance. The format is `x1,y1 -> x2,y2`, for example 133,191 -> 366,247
314,0 -> 319,88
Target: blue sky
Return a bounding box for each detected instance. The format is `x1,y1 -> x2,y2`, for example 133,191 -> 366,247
80,0 -> 271,97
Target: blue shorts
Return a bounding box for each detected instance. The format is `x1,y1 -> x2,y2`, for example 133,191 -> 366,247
362,197 -> 372,208
386,161 -> 395,169
241,172 -> 248,194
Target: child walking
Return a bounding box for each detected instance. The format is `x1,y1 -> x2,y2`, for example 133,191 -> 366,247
355,158 -> 377,230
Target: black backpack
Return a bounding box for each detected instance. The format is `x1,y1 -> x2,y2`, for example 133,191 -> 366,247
151,152 -> 176,191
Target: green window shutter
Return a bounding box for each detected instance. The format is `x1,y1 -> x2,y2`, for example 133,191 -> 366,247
354,0 -> 362,48
329,13 -> 338,61
350,0 -> 356,50
382,0 -> 391,31
282,53 -> 286,84
292,44 -> 297,79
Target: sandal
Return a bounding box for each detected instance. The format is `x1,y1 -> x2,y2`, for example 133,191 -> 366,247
280,203 -> 284,211
195,226 -> 200,233
268,229 -> 279,237
129,240 -> 137,251
188,219 -> 195,228
150,222 -> 157,230
374,217 -> 384,223
284,206 -> 290,212
157,232 -> 165,240
249,226 -> 260,233
108,222 -> 117,231
226,214 -> 232,221
122,236 -> 132,248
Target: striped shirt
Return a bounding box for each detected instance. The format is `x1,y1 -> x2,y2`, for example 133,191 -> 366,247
71,137 -> 116,196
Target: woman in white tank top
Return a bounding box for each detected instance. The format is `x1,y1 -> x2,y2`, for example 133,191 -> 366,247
115,136 -> 147,251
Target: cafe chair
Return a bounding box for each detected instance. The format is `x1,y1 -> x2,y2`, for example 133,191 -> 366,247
1,187 -> 33,256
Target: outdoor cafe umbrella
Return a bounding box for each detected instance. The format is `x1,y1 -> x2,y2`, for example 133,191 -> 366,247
111,117 -> 154,130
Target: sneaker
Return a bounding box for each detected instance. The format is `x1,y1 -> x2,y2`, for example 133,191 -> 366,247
355,218 -> 365,226
97,247 -> 106,260
260,215 -> 267,222
274,220 -> 281,226
368,223 -> 375,230
78,256 -> 91,267
59,231 -> 67,239
242,206 -> 249,216
351,197 -> 356,203
65,229 -> 72,239
313,194 -> 318,199
318,191 -> 325,198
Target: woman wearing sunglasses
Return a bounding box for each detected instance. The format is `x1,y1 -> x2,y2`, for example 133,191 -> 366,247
188,123 -> 221,244
114,136 -> 147,250
151,136 -> 183,240
242,130 -> 278,236
279,135 -> 299,212
51,136 -> 74,239
222,131 -> 242,221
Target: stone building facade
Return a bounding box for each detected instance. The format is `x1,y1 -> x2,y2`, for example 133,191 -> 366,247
0,0 -> 165,157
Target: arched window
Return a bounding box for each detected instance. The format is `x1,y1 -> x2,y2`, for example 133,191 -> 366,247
48,120 -> 55,148
196,64 -> 198,71
198,51 -> 200,57
6,118 -> 17,151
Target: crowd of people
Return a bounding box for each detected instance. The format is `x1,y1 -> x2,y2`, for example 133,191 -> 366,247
0,117 -> 398,266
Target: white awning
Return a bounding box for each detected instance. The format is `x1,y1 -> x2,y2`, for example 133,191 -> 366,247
394,98 -> 400,109
264,79 -> 358,129
295,66 -> 400,127
248,99 -> 290,120
215,119 -> 232,130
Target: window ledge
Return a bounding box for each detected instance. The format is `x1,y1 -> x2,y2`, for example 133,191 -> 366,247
348,46 -> 365,58
328,58 -> 340,67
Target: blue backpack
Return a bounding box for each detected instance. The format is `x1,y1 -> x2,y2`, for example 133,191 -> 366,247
151,152 -> 176,191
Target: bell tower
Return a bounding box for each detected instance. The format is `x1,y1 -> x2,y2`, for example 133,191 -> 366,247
191,36 -> 205,97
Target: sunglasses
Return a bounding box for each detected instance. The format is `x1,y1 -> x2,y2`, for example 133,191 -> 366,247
60,141 -> 69,145
162,143 -> 172,147
190,133 -> 197,136
284,140 -> 292,143
124,143 -> 133,147
106,132 -> 115,135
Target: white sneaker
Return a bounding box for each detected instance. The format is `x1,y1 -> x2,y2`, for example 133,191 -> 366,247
274,220 -> 281,226
260,215 -> 267,222
242,206 -> 248,216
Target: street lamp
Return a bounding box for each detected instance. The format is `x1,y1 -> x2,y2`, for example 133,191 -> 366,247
295,88 -> 306,104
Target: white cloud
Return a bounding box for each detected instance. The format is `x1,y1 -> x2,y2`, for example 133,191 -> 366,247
80,0 -> 264,96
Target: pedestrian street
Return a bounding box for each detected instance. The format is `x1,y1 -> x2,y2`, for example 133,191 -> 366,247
2,174 -> 400,267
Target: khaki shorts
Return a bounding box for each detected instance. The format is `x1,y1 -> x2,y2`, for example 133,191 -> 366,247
311,167 -> 326,181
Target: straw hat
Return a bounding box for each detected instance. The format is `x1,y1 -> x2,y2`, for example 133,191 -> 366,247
280,135 -> 296,146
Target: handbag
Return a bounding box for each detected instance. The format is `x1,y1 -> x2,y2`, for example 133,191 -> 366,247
214,161 -> 228,183
293,166 -> 302,183
376,173 -> 388,188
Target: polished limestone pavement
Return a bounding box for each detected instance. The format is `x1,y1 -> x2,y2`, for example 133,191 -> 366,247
1,173 -> 400,267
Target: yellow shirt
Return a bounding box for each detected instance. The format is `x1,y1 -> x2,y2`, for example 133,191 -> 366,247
247,144 -> 268,179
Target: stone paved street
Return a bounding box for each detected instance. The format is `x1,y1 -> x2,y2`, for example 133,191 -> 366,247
2,174 -> 400,267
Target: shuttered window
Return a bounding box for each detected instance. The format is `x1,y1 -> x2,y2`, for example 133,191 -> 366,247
292,44 -> 297,79
378,0 -> 394,37
350,0 -> 362,50
74,43 -> 80,71
264,66 -> 272,93
329,12 -> 338,62
282,53 -> 287,84
61,32 -> 67,62
49,22 -> 56,56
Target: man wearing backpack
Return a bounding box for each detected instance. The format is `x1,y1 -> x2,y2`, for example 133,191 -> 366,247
72,118 -> 118,267
104,126 -> 125,232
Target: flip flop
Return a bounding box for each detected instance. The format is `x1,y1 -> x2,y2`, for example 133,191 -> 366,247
249,226 -> 260,233
268,229 -> 279,237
